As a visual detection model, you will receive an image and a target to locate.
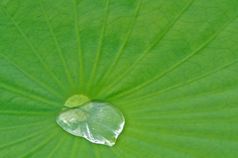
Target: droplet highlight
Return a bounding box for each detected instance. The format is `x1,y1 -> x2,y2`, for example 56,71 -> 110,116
56,100 -> 125,146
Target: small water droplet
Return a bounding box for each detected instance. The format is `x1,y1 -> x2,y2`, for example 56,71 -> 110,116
64,94 -> 90,108
56,100 -> 125,146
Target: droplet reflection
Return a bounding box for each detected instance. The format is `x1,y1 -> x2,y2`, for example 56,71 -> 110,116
56,100 -> 125,146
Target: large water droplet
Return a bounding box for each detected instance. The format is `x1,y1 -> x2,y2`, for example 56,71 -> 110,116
56,100 -> 125,146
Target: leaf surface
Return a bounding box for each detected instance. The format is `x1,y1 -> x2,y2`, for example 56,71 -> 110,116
0,0 -> 238,157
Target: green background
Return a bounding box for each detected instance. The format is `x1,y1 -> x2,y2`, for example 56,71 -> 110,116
0,0 -> 238,157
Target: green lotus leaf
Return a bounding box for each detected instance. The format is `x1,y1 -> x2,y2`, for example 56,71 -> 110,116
0,0 -> 238,157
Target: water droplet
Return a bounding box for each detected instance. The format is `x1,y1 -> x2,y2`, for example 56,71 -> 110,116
64,94 -> 90,108
56,100 -> 125,146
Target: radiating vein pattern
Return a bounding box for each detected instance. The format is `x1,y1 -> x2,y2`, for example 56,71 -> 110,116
0,0 -> 238,157
87,0 -> 110,91
97,0 -> 195,97
0,52 -> 62,98
0,5 -> 65,91
96,0 -> 142,92
108,12 -> 238,100
38,0 -> 74,88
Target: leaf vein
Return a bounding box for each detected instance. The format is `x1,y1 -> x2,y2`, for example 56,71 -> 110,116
96,0 -> 143,91
97,0 -> 195,97
118,58 -> 238,104
38,0 -> 74,87
74,0 -> 84,88
0,53 -> 62,99
0,126 -> 54,149
0,5 -> 65,90
0,83 -> 59,107
110,12 -> 238,100
87,0 -> 110,91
